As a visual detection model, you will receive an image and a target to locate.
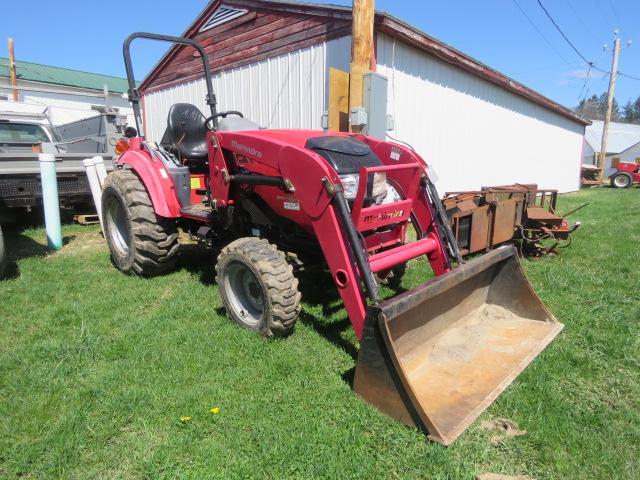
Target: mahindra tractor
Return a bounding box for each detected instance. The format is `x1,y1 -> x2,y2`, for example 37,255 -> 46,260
102,33 -> 563,445
610,161 -> 640,188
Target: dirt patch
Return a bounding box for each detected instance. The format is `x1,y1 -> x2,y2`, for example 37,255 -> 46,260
477,474 -> 534,480
480,418 -> 527,445
57,231 -> 107,256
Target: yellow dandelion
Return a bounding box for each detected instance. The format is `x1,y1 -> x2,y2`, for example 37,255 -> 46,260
210,407 -> 220,415
180,416 -> 192,423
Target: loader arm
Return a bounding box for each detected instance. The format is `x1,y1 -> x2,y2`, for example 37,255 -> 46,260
279,137 -> 562,445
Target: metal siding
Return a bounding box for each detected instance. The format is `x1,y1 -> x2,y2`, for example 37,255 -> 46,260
142,38 -> 349,141
377,33 -> 584,193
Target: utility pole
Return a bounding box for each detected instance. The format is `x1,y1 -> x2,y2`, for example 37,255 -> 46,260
8,38 -> 19,101
349,0 -> 375,132
597,32 -> 631,182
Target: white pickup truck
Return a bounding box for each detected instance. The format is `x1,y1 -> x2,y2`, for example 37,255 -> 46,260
0,103 -> 126,277
0,104 -> 124,222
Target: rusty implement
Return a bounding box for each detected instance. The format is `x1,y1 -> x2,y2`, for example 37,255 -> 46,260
353,246 -> 563,445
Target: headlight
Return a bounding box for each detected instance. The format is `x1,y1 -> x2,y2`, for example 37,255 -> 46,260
339,172 -> 388,203
339,174 -> 360,199
372,172 -> 387,202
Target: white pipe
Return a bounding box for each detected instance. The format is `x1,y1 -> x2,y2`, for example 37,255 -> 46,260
38,153 -> 62,250
92,156 -> 108,188
82,158 -> 104,231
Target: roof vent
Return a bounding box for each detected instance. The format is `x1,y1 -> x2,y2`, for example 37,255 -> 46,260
199,4 -> 248,32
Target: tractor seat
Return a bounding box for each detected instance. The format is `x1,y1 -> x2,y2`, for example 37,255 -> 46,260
165,103 -> 208,163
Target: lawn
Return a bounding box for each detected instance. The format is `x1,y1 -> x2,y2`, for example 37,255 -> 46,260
0,188 -> 638,479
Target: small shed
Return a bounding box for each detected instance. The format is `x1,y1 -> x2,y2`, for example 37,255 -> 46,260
0,57 -> 133,125
139,0 -> 589,193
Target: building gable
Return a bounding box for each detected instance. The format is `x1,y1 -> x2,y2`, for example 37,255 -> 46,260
140,0 -> 351,93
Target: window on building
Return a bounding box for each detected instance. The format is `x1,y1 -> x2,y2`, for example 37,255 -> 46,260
199,4 -> 248,32
611,158 -> 620,168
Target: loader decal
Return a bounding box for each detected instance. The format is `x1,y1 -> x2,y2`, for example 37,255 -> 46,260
231,140 -> 263,159
364,209 -> 404,223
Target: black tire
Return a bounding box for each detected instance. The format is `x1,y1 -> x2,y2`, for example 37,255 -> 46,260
216,237 -> 301,337
0,224 -> 6,279
376,262 -> 407,288
101,169 -> 179,276
610,172 -> 633,189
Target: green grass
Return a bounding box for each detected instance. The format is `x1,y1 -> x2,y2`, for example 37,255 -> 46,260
0,188 -> 638,479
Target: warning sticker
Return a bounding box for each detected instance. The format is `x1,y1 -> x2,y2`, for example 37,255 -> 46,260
284,202 -> 300,211
190,177 -> 202,189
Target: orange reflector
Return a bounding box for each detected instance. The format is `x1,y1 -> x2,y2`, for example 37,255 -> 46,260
114,138 -> 129,155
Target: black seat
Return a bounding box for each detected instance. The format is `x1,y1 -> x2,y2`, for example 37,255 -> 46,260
165,103 -> 208,163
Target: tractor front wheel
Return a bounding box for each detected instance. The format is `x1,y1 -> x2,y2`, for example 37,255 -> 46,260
610,172 -> 633,188
102,170 -> 179,276
216,237 -> 301,337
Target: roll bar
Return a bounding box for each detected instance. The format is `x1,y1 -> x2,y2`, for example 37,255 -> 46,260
123,32 -> 218,139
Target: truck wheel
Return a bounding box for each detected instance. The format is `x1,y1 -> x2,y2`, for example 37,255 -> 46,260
216,237 -> 301,337
102,170 -> 179,276
610,172 -> 633,188
0,224 -> 6,279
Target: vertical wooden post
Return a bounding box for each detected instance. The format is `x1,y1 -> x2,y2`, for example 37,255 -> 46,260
329,67 -> 350,132
8,38 -> 19,101
597,37 -> 620,182
349,0 -> 375,132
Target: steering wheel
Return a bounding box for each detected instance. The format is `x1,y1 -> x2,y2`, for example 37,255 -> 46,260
205,111 -> 244,131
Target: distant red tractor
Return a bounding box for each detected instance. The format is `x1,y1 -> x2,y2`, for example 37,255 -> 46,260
610,161 -> 640,188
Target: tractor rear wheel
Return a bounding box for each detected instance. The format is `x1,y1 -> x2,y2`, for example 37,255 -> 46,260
610,172 -> 633,188
216,237 -> 301,337
102,170 -> 179,276
0,224 -> 6,279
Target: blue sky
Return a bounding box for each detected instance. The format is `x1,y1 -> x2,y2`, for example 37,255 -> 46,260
1,0 -> 639,108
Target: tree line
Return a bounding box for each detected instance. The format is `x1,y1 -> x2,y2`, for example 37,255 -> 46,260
575,93 -> 640,124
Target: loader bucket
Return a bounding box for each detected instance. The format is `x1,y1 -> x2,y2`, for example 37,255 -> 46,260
353,246 -> 563,445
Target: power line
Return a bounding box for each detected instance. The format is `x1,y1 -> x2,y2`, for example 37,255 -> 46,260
618,72 -> 640,81
577,64 -> 592,102
536,0 -> 593,66
563,0 -> 598,37
593,0 -> 615,30
606,0 -> 622,27
511,0 -> 573,66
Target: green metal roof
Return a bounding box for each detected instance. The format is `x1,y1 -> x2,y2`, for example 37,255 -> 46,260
0,57 -> 130,93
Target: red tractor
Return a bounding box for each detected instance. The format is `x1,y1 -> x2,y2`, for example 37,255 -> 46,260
610,161 -> 640,188
102,33 -> 563,445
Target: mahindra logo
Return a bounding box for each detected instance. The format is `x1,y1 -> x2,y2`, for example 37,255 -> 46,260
364,210 -> 404,223
231,140 -> 262,158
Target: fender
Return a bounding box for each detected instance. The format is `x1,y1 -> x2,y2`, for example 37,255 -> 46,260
115,149 -> 182,218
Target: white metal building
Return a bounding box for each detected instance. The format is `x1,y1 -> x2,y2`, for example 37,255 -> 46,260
0,57 -> 133,125
139,0 -> 588,193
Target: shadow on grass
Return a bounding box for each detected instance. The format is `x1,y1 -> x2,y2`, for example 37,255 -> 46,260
175,243 -> 417,390
178,243 -> 218,285
2,224 -> 75,280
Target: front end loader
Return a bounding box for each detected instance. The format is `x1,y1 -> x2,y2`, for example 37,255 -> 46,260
102,32 -> 563,445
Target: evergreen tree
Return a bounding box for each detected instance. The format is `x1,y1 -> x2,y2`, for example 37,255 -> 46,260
622,100 -> 637,124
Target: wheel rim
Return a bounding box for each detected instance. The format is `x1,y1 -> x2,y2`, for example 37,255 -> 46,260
105,194 -> 131,256
614,175 -> 630,188
224,261 -> 265,326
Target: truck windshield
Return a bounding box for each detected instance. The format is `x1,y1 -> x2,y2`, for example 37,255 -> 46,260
0,123 -> 50,143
